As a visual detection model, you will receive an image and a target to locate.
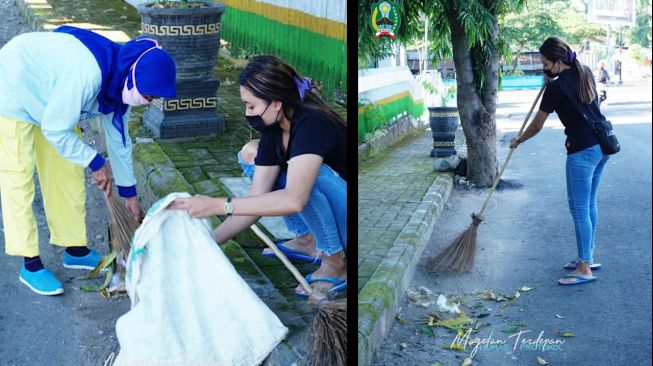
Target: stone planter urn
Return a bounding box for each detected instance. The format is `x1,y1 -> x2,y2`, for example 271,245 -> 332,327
427,106 -> 459,157
137,1 -> 225,138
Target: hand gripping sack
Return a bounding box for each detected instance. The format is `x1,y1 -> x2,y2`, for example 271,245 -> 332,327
113,193 -> 288,366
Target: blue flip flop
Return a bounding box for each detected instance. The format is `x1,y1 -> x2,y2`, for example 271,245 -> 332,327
296,273 -> 347,298
261,241 -> 322,264
558,274 -> 597,286
564,259 -> 601,270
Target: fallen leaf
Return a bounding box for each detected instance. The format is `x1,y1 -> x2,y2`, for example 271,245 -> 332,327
502,326 -> 521,334
461,357 -> 473,366
433,314 -> 473,331
556,331 -> 575,337
407,289 -> 422,303
396,312 -> 409,324
81,251 -> 117,280
537,356 -> 549,365
480,291 -> 497,300
418,286 -> 433,296
422,325 -> 436,337
423,312 -> 443,326
519,286 -> 534,292
442,343 -> 465,351
499,293 -> 514,301
555,314 -> 565,319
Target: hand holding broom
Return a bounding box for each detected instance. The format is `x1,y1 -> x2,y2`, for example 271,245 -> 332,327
428,84 -> 547,273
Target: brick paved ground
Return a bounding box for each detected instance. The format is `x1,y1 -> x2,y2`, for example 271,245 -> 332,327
358,131 -> 445,290
357,128 -> 454,365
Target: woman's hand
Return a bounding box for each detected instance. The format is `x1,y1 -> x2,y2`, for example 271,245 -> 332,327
509,137 -> 522,149
125,196 -> 144,221
92,164 -> 113,197
168,195 -> 220,218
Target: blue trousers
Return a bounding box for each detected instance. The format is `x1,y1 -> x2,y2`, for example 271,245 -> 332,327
238,152 -> 347,256
565,144 -> 609,263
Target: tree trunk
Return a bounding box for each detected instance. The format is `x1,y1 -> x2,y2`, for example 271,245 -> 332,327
447,6 -> 498,187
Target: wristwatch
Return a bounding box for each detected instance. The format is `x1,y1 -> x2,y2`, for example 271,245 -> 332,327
224,197 -> 234,216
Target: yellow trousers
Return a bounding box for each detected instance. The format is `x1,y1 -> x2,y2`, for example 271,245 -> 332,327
0,115 -> 86,257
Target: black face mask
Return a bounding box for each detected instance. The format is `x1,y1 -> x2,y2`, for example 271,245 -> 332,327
544,62 -> 560,78
245,102 -> 279,132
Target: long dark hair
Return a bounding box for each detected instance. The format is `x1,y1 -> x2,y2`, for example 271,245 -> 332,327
539,37 -> 596,104
238,55 -> 346,128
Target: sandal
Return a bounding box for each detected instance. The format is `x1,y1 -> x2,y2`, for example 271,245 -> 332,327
295,273 -> 347,298
558,274 -> 597,286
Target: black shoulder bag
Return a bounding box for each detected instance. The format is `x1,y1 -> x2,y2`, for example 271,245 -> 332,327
559,78 -> 620,155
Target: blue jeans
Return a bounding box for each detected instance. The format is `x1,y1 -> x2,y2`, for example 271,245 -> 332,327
565,144 -> 609,263
238,152 -> 347,256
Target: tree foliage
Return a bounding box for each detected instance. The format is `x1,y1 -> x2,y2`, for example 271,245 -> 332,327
359,0 -> 525,186
359,1 -> 523,98
501,9 -> 564,69
630,0 -> 652,47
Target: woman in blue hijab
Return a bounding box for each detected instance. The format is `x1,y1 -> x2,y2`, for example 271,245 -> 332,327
0,26 -> 176,296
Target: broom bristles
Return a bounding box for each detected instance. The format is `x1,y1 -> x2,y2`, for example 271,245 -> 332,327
304,297 -> 347,366
106,194 -> 139,276
427,216 -> 481,273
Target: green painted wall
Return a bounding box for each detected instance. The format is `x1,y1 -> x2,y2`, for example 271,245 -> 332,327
358,95 -> 424,142
221,7 -> 346,100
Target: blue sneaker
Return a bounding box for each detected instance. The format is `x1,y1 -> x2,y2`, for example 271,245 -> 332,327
19,266 -> 64,296
63,249 -> 102,270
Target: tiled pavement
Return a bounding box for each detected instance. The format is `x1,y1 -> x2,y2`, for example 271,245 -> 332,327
357,130 -> 454,365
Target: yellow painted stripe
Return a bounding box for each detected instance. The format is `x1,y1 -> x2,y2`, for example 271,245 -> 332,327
358,91 -> 424,114
220,0 -> 346,42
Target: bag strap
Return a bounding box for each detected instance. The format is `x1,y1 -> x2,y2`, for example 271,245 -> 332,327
557,75 -> 604,128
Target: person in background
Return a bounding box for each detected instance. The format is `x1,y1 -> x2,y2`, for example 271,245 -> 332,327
597,62 -> 610,104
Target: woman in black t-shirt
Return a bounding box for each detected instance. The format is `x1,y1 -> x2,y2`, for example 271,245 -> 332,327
509,37 -> 609,286
170,56 -> 347,297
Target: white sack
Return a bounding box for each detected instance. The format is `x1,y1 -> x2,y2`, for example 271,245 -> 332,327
114,192 -> 288,366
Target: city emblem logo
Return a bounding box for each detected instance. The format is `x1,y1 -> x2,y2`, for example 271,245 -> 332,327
370,1 -> 401,39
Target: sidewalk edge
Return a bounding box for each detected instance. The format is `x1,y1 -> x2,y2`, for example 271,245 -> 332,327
357,173 -> 454,365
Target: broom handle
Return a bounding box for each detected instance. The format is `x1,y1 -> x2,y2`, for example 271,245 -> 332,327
477,84 -> 547,219
249,224 -> 313,295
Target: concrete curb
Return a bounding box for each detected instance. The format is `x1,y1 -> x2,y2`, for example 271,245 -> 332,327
14,0 -> 60,31
358,173 -> 453,366
358,116 -> 423,163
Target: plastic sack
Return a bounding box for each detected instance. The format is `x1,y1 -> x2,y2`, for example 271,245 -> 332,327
113,192 -> 288,366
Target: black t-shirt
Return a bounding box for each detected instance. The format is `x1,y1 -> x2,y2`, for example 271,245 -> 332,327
539,68 -> 600,154
254,109 -> 347,181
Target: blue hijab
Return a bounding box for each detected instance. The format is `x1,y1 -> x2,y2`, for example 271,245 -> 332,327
53,26 -> 176,145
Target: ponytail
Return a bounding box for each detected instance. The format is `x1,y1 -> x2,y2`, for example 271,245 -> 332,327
572,59 -> 596,104
539,37 -> 596,104
301,89 -> 347,128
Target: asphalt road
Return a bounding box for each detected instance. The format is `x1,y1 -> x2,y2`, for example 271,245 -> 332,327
0,9 -> 129,365
374,80 -> 652,366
